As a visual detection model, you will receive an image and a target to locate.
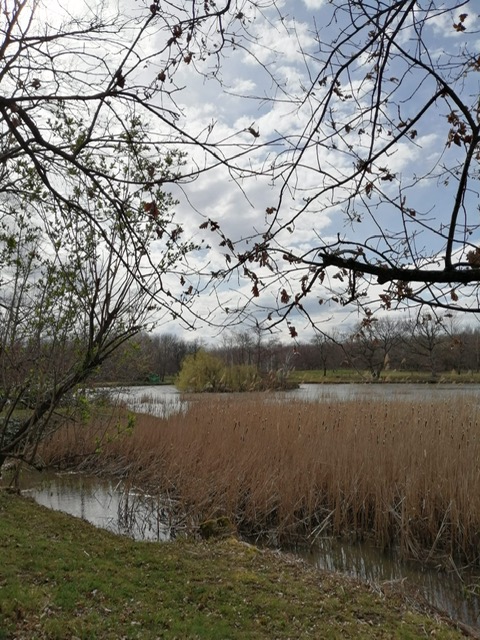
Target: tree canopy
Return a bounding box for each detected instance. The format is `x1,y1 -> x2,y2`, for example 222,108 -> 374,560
3,0 -> 479,334
1,0 -> 479,467
192,0 -> 480,330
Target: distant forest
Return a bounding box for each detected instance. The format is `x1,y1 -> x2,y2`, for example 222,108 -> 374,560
96,314 -> 480,384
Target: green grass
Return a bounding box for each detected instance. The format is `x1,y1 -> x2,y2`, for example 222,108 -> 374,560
289,368 -> 480,384
0,491 -> 472,639
290,368 -> 366,383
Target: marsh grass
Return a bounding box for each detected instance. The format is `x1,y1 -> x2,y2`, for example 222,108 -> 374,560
41,393 -> 480,566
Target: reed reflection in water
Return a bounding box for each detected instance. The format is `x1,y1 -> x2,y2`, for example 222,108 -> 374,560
295,538 -> 480,630
18,471 -> 480,631
20,472 -> 178,541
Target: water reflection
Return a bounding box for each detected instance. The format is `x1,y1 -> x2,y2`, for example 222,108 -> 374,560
294,539 -> 480,629
111,383 -> 480,415
99,385 -> 187,417
20,472 -> 175,541
14,470 -> 480,631
286,382 -> 480,403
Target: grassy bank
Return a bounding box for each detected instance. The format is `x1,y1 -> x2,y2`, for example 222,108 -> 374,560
41,393 -> 480,567
289,369 -> 480,384
0,490 -> 475,640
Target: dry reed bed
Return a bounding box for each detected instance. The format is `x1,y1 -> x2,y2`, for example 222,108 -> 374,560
42,394 -> 480,565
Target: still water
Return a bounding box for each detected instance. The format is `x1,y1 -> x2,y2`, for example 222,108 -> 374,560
20,472 -> 176,541
12,383 -> 480,631
111,382 -> 480,413
101,384 -> 186,417
16,467 -> 480,631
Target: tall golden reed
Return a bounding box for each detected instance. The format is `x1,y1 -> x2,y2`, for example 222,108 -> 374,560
42,393 -> 480,565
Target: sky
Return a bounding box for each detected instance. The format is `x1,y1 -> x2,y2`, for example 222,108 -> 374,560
34,0 -> 480,342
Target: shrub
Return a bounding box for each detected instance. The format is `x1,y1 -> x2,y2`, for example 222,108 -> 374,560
221,364 -> 260,391
176,350 -> 297,392
176,350 -> 225,392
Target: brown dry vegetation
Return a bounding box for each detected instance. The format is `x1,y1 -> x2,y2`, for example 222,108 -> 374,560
40,393 -> 480,567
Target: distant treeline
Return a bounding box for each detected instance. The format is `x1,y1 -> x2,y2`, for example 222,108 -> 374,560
95,314 -> 480,384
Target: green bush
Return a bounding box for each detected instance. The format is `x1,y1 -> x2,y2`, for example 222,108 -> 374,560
176,350 -> 225,392
221,364 -> 260,391
176,350 -> 297,393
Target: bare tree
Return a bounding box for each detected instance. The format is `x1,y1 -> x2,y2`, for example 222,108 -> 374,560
458,326 -> 480,372
93,333 -> 157,384
351,315 -> 402,379
6,1 -> 479,333
150,333 -> 191,381
403,314 -> 447,378
437,313 -> 465,373
2,0 -> 480,472
0,0 -> 276,253
231,330 -> 256,367
310,330 -> 341,377
0,109 -> 189,471
1,0 -> 269,470
204,1 -> 480,329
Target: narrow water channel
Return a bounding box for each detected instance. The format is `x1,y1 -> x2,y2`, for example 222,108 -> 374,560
295,540 -> 480,629
18,471 -> 176,541
11,469 -> 480,631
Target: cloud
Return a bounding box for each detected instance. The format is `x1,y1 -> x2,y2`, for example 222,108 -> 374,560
243,16 -> 317,67
301,0 -> 327,8
428,8 -> 479,38
45,0 -> 477,337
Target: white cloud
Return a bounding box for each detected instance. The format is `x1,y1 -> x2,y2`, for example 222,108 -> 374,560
428,8 -> 479,38
39,0 -> 478,335
301,0 -> 327,8
242,17 -> 317,67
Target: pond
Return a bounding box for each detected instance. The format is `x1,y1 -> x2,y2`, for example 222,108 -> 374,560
110,382 -> 480,415
7,382 -> 480,631
100,384 -> 186,417
296,539 -> 480,630
290,381 -> 480,402
12,468 -> 480,631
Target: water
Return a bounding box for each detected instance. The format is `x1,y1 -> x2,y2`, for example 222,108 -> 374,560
10,383 -> 480,631
13,469 -> 480,631
296,539 -> 480,629
112,382 -> 480,413
99,384 -> 186,417
288,382 -> 480,403
19,471 -> 177,541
